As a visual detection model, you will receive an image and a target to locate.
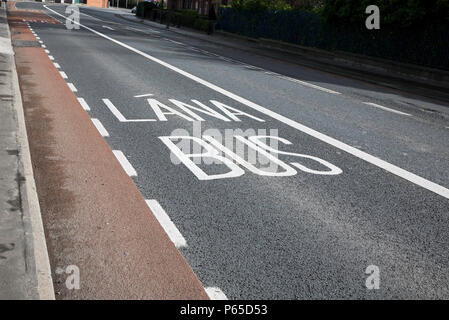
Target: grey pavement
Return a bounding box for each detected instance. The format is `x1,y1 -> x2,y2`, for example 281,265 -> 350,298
12,1 -> 449,299
0,5 -> 37,299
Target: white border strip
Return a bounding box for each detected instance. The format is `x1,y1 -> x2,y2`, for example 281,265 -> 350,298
112,150 -> 137,176
45,5 -> 449,200
77,97 -> 91,111
205,287 -> 228,300
67,82 -> 77,92
145,200 -> 187,249
91,118 -> 109,137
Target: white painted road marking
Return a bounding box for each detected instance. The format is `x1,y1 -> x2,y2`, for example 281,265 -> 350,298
67,83 -> 77,92
278,75 -> 341,94
48,55 -> 54,61
102,25 -> 114,30
59,71 -> 68,79
45,5 -> 449,200
205,287 -> 228,300
134,93 -> 154,98
53,62 -> 60,69
363,102 -> 411,116
145,200 -> 187,249
45,49 -> 50,54
91,118 -> 109,137
77,97 -> 91,111
112,150 -> 137,176
103,98 -> 156,122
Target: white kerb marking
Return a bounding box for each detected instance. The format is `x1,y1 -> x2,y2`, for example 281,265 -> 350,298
45,49 -> 50,54
77,97 -> 90,111
145,200 -> 187,249
91,118 -> 109,137
48,55 -> 54,60
112,150 -> 137,176
45,5 -> 449,200
59,71 -> 68,79
205,287 -> 228,300
363,102 -> 411,116
41,44 -> 46,48
53,62 -> 60,68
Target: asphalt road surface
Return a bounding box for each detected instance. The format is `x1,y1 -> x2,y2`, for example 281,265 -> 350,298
12,1 -> 449,299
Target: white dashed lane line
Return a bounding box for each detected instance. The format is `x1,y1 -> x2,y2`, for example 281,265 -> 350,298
77,97 -> 91,111
91,118 -> 109,137
205,287 -> 228,300
363,102 -> 411,116
59,71 -> 68,79
112,150 -> 137,177
145,200 -> 187,249
67,83 -> 77,92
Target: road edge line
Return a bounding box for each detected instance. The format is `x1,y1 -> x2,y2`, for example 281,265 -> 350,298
8,11 -> 55,300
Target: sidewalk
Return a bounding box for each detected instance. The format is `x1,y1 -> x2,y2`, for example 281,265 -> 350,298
0,4 -> 53,299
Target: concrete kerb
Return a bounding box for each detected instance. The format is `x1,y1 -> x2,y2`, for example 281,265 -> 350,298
4,5 -> 55,300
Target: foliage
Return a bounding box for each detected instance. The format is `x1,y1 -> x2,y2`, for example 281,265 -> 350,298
136,1 -> 157,18
321,0 -> 449,27
232,0 -> 292,12
217,7 -> 449,70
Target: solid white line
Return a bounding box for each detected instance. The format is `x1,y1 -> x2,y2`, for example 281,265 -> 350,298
91,118 -> 109,137
205,287 -> 228,300
67,83 -> 77,92
45,5 -> 449,200
48,55 -> 54,60
112,150 -> 137,176
77,97 -> 90,111
53,62 -> 60,68
134,93 -> 154,98
363,102 -> 411,116
145,200 -> 187,249
59,71 -> 68,79
102,98 -> 156,122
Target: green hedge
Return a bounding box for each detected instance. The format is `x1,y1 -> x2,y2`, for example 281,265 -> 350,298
217,7 -> 449,70
136,2 -> 157,19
